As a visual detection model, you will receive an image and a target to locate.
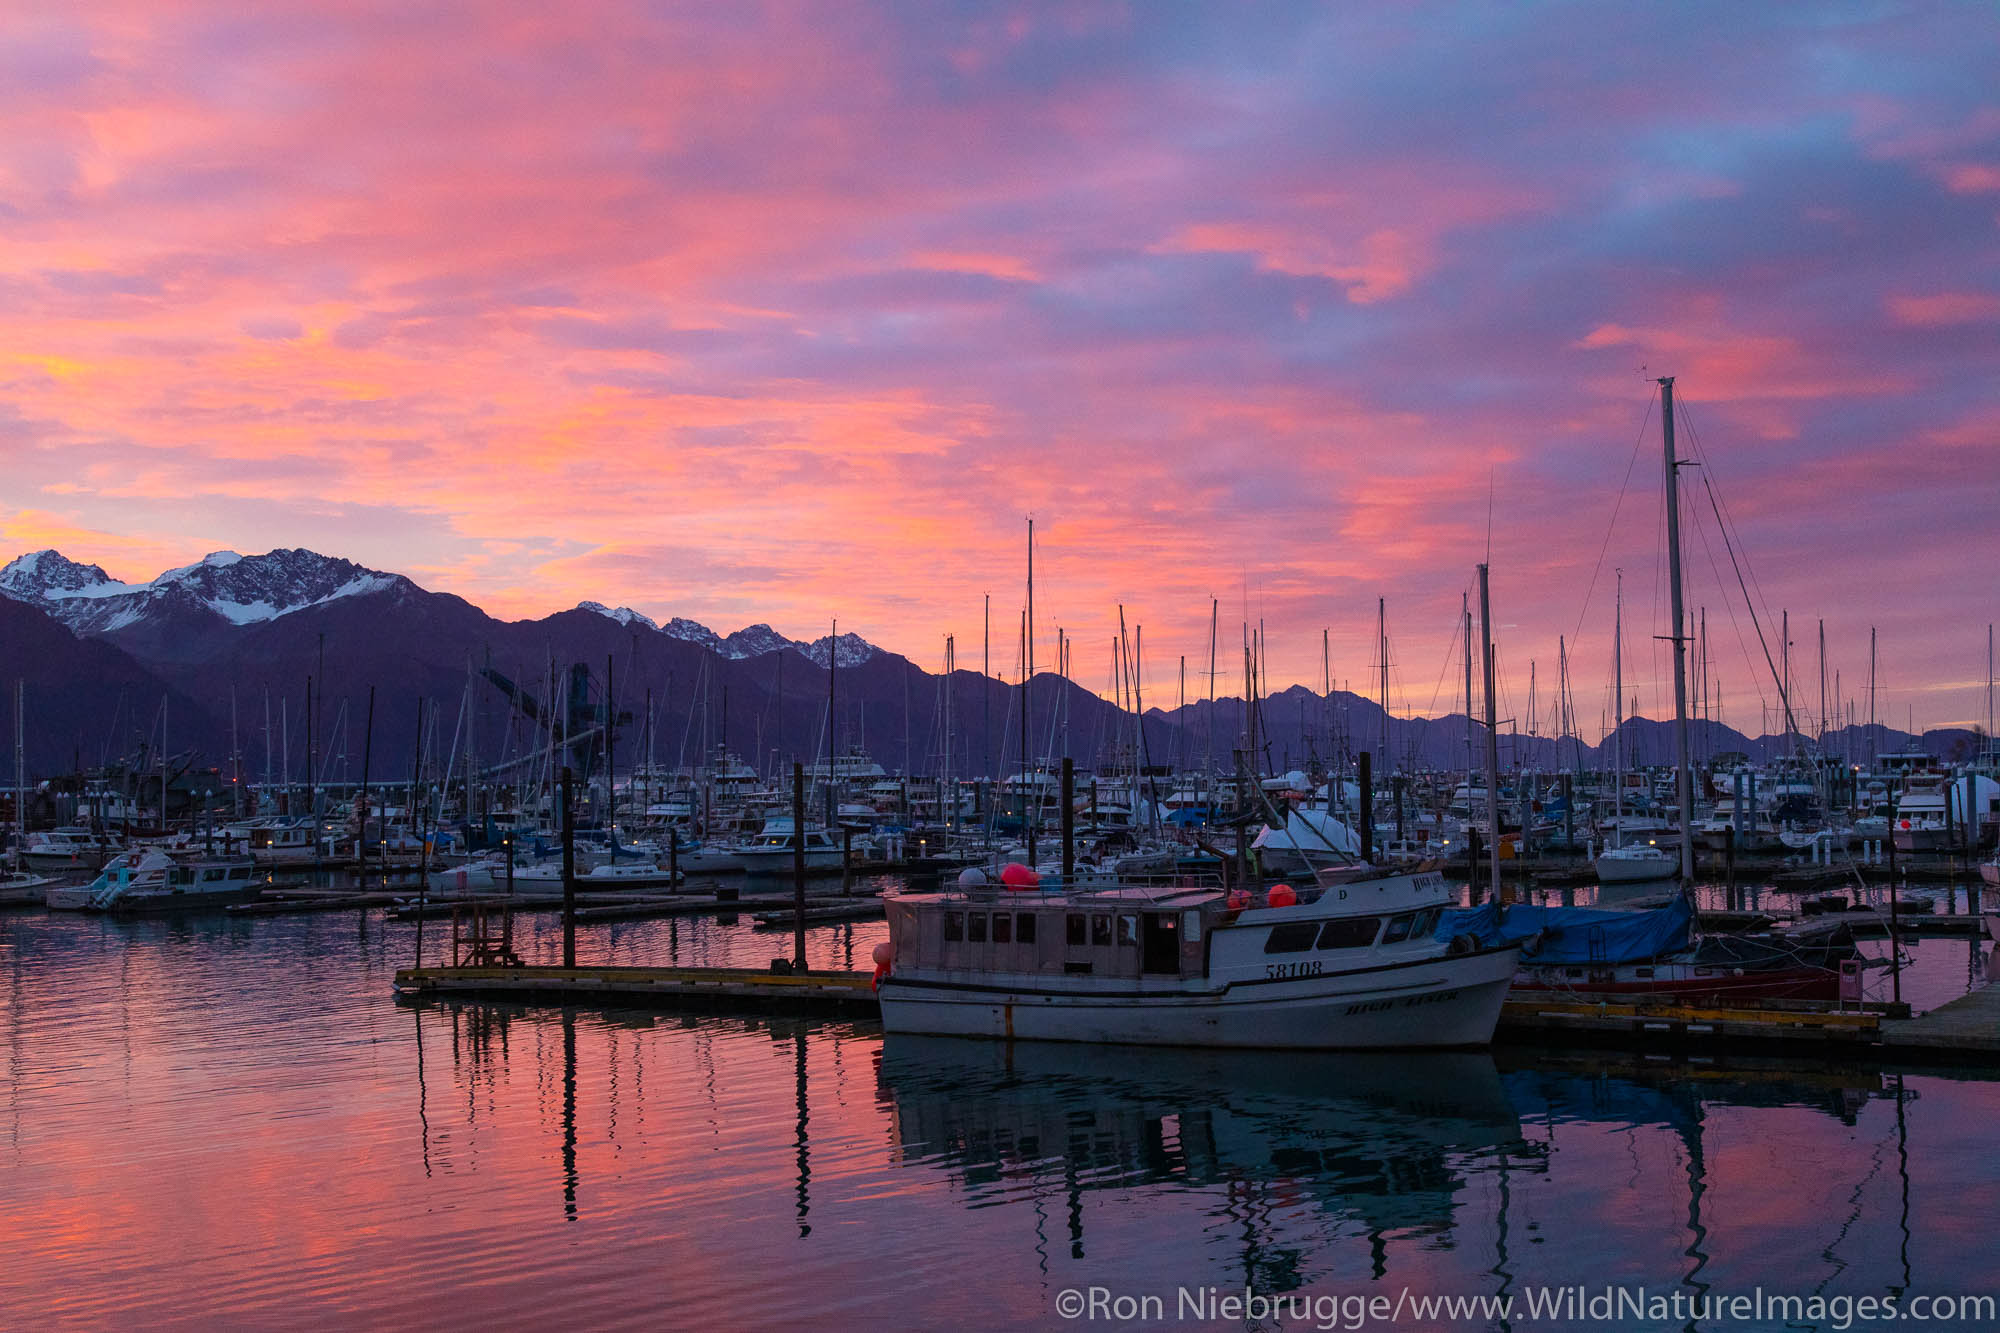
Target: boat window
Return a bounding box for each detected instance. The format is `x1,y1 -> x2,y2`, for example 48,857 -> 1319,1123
1381,912 -> 1415,944
1119,914 -> 1139,947
967,913 -> 987,943
1090,915 -> 1113,947
1317,917 -> 1383,950
991,913 -> 1011,944
944,912 -> 963,942
1264,922 -> 1321,954
1066,914 -> 1086,946
1183,910 -> 1202,942
1016,913 -> 1037,944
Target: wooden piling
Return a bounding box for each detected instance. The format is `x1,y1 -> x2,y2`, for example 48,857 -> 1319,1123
561,764 -> 576,970
792,762 -> 806,972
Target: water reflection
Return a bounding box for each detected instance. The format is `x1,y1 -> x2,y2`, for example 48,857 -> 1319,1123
5,904 -> 1996,1328
875,1038 -> 1534,1280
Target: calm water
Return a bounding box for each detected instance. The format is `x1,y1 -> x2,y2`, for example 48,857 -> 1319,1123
3,893 -> 1998,1330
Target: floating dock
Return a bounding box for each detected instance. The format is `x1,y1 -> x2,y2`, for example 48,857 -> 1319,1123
394,963 -> 2000,1063
394,964 -> 879,1015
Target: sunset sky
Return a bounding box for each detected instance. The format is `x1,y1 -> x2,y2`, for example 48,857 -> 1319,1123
2,2 -> 1995,736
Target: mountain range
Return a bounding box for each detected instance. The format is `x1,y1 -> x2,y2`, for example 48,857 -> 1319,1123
0,546 -> 1977,781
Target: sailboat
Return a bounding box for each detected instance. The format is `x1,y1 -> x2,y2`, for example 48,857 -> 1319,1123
1595,571 -> 1677,884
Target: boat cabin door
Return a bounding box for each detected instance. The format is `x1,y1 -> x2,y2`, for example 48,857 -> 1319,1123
1141,912 -> 1181,975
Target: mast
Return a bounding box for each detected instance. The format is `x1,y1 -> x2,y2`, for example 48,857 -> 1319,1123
1614,569 -> 1624,841
12,681 -> 22,872
1477,564 -> 1503,899
827,618 -> 837,824
1659,376 -> 1695,883
1868,627 -> 1877,766
1463,593 -> 1474,782
1377,597 -> 1389,773
1206,598 -> 1218,779
1023,521 -> 1035,864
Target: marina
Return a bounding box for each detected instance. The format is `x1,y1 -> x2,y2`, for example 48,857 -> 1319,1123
4,3 -> 1999,1326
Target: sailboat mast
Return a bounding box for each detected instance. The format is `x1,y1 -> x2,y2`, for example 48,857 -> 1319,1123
1463,593 -> 1473,781
1614,569 -> 1624,833
1659,376 -> 1695,883
1477,564 -> 1502,899
1377,598 -> 1389,772
1022,519 -> 1034,865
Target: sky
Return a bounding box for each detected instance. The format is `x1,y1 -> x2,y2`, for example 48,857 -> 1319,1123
1,1 -> 1996,738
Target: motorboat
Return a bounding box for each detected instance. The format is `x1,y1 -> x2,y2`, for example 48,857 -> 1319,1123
49,849 -> 261,912
735,824 -> 845,875
1593,843 -> 1679,884
19,826 -> 119,872
876,867 -> 1522,1049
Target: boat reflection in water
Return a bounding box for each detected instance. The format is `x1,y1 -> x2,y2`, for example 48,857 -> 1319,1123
875,1036 -> 1535,1268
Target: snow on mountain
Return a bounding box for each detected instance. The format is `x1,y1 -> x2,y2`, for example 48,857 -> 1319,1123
577,601 -> 661,631
660,616 -> 725,651
721,624 -> 792,658
3,546 -> 884,664
796,630 -> 877,668
0,548 -> 409,635
0,550 -> 129,601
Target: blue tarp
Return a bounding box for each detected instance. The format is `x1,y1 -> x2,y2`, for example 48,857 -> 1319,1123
1435,895 -> 1693,965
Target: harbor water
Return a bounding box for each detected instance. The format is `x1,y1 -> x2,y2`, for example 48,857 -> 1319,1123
2,886 -> 1997,1329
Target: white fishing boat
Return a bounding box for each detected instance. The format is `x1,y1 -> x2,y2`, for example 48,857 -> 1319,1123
876,868 -> 1521,1049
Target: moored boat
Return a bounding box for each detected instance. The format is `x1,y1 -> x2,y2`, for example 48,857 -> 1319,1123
876,867 -> 1522,1049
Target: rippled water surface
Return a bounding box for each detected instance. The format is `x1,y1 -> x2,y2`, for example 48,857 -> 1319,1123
3,897 -> 1997,1330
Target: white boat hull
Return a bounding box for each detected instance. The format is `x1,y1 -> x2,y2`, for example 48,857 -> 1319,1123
879,945 -> 1520,1049
1594,853 -> 1678,884
44,884 -> 97,910
737,848 -> 844,875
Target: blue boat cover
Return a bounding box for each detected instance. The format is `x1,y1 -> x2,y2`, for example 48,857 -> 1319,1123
1435,895 -> 1693,964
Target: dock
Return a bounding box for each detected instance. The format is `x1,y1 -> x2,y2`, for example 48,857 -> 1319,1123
1882,984 -> 2000,1055
394,964 -> 879,1015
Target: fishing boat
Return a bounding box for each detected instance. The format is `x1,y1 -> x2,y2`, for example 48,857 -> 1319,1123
48,849 -> 262,912
875,867 -> 1522,1049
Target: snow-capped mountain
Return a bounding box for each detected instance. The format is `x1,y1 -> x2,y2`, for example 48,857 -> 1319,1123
579,605 -> 878,664
0,548 -> 406,636
576,601 -> 661,632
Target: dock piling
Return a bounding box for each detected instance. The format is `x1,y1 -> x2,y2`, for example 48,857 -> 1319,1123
792,762 -> 806,972
561,765 -> 576,970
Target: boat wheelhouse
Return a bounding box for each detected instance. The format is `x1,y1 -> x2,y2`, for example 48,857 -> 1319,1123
877,868 -> 1520,1049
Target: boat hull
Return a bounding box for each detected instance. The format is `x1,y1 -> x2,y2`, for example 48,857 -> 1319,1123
104,887 -> 264,914
737,848 -> 844,875
1593,855 -> 1678,884
22,849 -> 111,872
1511,963 -> 1840,1006
878,945 -> 1521,1050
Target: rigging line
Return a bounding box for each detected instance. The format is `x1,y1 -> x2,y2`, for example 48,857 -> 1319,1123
1423,595 -> 1467,721
1681,399 -> 1783,646
1700,466 -> 1795,733
1683,470 -> 1772,720
1569,387 -> 1658,649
